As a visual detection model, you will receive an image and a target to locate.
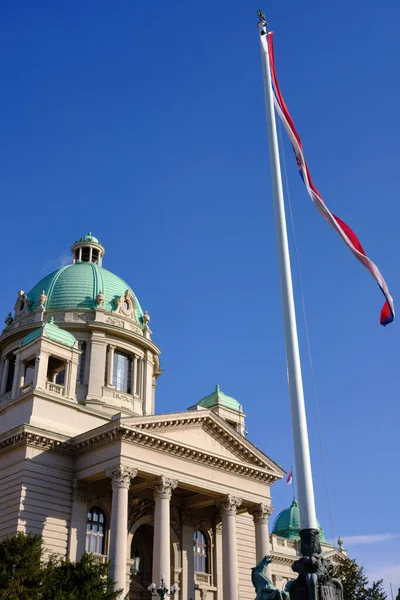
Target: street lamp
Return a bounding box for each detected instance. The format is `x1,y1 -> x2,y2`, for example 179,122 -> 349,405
147,575 -> 179,599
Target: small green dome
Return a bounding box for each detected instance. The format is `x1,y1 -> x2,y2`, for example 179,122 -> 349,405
21,317 -> 76,348
27,263 -> 144,320
272,499 -> 326,542
79,232 -> 100,244
197,385 -> 242,412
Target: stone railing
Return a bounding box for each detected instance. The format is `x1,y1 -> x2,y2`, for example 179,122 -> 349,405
46,381 -> 64,395
194,572 -> 212,586
91,553 -> 108,564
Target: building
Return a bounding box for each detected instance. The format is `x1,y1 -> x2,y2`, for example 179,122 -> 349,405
0,234 -> 345,600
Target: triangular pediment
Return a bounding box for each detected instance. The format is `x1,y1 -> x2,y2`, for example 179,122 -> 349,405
119,411 -> 285,480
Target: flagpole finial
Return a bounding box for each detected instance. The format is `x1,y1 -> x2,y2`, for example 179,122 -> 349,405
257,9 -> 268,33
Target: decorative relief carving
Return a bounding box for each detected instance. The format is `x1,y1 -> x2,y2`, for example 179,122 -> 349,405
20,316 -> 35,326
181,508 -> 194,527
128,498 -> 153,527
106,464 -> 137,489
150,475 -> 178,500
72,312 -> 92,322
218,494 -> 242,516
113,391 -> 133,404
129,323 -> 142,334
249,503 -> 274,524
106,316 -> 124,328
72,479 -> 88,503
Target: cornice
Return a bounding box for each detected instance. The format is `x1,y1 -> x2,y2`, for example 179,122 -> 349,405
0,422 -> 277,484
75,424 -> 277,483
0,425 -> 72,456
119,412 -> 285,479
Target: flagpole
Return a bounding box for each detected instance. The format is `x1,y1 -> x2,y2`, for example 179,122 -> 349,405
257,11 -> 319,545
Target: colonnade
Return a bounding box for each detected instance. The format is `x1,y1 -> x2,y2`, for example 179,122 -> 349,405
69,464 -> 274,599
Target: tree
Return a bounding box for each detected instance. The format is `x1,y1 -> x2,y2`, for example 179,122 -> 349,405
331,558 -> 387,600
0,533 -> 123,600
0,532 -> 42,600
42,553 -> 121,600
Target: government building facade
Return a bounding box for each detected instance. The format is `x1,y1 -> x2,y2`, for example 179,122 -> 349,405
0,234 -> 345,599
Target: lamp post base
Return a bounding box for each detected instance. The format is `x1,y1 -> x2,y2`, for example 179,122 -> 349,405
288,529 -> 343,600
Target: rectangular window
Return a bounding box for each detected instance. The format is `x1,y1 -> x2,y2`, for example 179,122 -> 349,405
113,351 -> 132,394
77,341 -> 86,384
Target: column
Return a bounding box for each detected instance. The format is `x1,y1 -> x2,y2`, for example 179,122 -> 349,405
11,355 -> 22,399
106,464 -> 137,597
64,361 -> 71,397
89,247 -> 93,263
19,361 -> 26,390
249,504 -> 274,578
107,345 -> 115,387
151,475 -> 178,589
68,480 -> 88,561
132,355 -> 138,395
87,331 -> 106,398
0,357 -> 10,396
219,495 -> 242,600
136,358 -> 142,397
181,509 -> 195,600
78,247 -> 82,262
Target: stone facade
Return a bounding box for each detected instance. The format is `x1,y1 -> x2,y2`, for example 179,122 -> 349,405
0,235 -> 346,599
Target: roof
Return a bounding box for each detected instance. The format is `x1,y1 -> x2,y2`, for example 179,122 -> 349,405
21,317 -> 76,348
78,232 -> 100,244
26,262 -> 144,319
272,499 -> 326,542
197,385 -> 242,412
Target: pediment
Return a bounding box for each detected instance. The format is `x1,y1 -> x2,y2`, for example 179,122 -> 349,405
119,411 -> 285,480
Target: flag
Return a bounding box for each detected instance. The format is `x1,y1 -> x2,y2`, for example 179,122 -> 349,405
260,32 -> 395,326
286,469 -> 293,485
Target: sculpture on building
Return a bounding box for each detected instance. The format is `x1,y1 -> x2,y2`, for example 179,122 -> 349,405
252,556 -> 290,600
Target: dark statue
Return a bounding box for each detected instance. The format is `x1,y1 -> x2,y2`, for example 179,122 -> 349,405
288,530 -> 343,600
252,556 -> 290,600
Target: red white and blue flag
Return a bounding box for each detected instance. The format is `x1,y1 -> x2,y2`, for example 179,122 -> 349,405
261,32 -> 395,326
286,469 -> 293,485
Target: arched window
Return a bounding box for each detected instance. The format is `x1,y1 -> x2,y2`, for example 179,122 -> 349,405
193,530 -> 208,573
85,507 -> 106,554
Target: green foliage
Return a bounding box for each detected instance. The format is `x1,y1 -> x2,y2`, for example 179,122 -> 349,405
0,533 -> 122,600
0,532 -> 42,600
331,558 -> 387,600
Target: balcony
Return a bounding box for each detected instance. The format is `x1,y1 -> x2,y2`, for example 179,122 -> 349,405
45,381 -> 64,395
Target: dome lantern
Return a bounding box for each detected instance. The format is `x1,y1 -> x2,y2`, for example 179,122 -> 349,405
71,232 -> 105,266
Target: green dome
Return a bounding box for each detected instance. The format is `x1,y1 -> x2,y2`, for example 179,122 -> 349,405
21,317 -> 76,348
27,262 -> 144,321
197,385 -> 242,412
78,232 -> 100,244
272,499 -> 326,542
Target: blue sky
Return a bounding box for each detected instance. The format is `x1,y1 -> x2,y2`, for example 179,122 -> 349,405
1,0 -> 399,591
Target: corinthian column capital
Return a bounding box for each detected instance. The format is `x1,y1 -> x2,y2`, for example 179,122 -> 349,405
106,464 -> 137,489
219,494 -> 242,516
151,475 -> 178,500
248,503 -> 274,524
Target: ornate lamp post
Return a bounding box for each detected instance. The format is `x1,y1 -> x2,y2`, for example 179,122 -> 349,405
147,576 -> 179,599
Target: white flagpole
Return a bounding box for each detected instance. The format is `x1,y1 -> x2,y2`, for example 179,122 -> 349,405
257,13 -> 318,534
